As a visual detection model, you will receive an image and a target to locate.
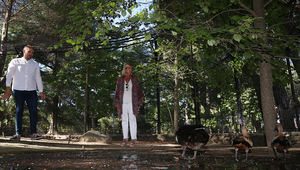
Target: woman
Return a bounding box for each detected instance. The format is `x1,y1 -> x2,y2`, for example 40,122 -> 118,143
114,63 -> 144,147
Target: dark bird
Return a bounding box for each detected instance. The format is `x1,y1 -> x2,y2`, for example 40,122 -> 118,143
271,123 -> 291,159
232,125 -> 253,162
175,124 -> 209,159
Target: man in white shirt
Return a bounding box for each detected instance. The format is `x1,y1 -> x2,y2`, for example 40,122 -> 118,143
2,45 -> 46,141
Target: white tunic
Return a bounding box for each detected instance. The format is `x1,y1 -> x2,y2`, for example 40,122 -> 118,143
123,80 -> 132,104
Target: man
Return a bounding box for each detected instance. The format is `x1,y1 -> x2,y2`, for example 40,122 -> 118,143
2,45 -> 46,141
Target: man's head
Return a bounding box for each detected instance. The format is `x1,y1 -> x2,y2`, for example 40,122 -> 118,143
23,45 -> 34,60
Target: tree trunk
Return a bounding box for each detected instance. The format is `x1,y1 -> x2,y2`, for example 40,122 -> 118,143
84,62 -> 90,132
234,70 -> 243,131
291,45 -> 300,80
174,56 -> 179,133
200,82 -> 210,125
220,111 -> 225,133
0,0 -> 15,76
287,49 -> 300,130
47,52 -> 60,135
154,39 -> 161,134
192,80 -> 201,124
231,111 -> 238,133
259,60 -> 276,148
156,79 -> 161,133
253,0 -> 276,150
273,83 -> 296,131
47,95 -> 59,135
248,70 -> 265,132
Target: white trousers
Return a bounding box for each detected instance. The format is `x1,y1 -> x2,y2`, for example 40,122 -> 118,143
122,103 -> 137,140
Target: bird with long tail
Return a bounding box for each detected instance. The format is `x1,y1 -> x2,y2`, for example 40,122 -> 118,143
175,124 -> 209,160
271,123 -> 291,160
232,125 -> 253,162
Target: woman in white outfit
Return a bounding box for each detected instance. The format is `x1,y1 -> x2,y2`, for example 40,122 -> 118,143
114,64 -> 144,147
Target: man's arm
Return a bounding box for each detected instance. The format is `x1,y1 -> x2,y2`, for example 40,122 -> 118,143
2,60 -> 15,100
2,87 -> 11,100
40,92 -> 46,100
35,64 -> 43,93
35,64 -> 45,100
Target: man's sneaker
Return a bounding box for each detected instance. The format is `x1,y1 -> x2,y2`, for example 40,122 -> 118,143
10,134 -> 21,141
31,134 -> 43,140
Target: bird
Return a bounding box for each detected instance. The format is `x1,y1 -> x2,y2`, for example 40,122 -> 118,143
232,125 -> 253,162
271,123 -> 291,160
175,124 -> 209,160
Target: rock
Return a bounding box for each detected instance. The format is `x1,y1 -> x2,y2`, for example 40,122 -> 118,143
79,130 -> 112,143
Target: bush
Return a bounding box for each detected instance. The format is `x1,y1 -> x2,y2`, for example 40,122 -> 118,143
98,116 -> 121,135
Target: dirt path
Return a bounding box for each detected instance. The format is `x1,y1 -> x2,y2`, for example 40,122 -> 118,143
1,137 -> 300,169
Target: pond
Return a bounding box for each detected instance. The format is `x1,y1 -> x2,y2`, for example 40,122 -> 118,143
1,147 -> 300,169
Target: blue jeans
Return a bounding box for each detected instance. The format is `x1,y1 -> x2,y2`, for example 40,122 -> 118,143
12,90 -> 38,135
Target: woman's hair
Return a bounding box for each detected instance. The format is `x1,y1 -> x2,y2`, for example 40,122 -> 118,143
122,63 -> 132,76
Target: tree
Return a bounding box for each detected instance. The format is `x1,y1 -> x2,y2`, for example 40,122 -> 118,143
0,0 -> 15,78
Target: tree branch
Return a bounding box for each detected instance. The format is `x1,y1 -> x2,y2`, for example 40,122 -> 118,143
205,8 -> 246,24
156,8 -> 179,20
10,2 -> 31,19
269,21 -> 292,28
264,0 -> 273,8
1,0 -> 7,7
238,0 -> 256,17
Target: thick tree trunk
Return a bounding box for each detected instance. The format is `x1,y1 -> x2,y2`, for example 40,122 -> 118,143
253,0 -> 276,150
0,0 -> 15,76
259,60 -> 276,148
273,83 -> 296,131
47,52 -> 59,135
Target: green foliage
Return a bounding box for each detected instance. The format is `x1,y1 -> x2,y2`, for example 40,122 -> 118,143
1,0 -> 298,136
98,117 -> 121,134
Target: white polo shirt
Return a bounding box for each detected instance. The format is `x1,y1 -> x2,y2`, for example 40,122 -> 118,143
6,57 -> 43,92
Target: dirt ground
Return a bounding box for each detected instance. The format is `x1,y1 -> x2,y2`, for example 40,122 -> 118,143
1,136 -> 300,169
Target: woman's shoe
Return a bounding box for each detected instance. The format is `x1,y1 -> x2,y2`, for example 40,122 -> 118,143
120,139 -> 128,147
129,139 -> 136,147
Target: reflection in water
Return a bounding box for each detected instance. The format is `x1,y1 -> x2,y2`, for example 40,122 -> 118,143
183,158 -> 300,170
121,154 -> 138,169
152,167 -> 168,170
121,153 -> 170,169
179,158 -> 195,169
1,149 -> 300,169
115,151 -> 300,169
